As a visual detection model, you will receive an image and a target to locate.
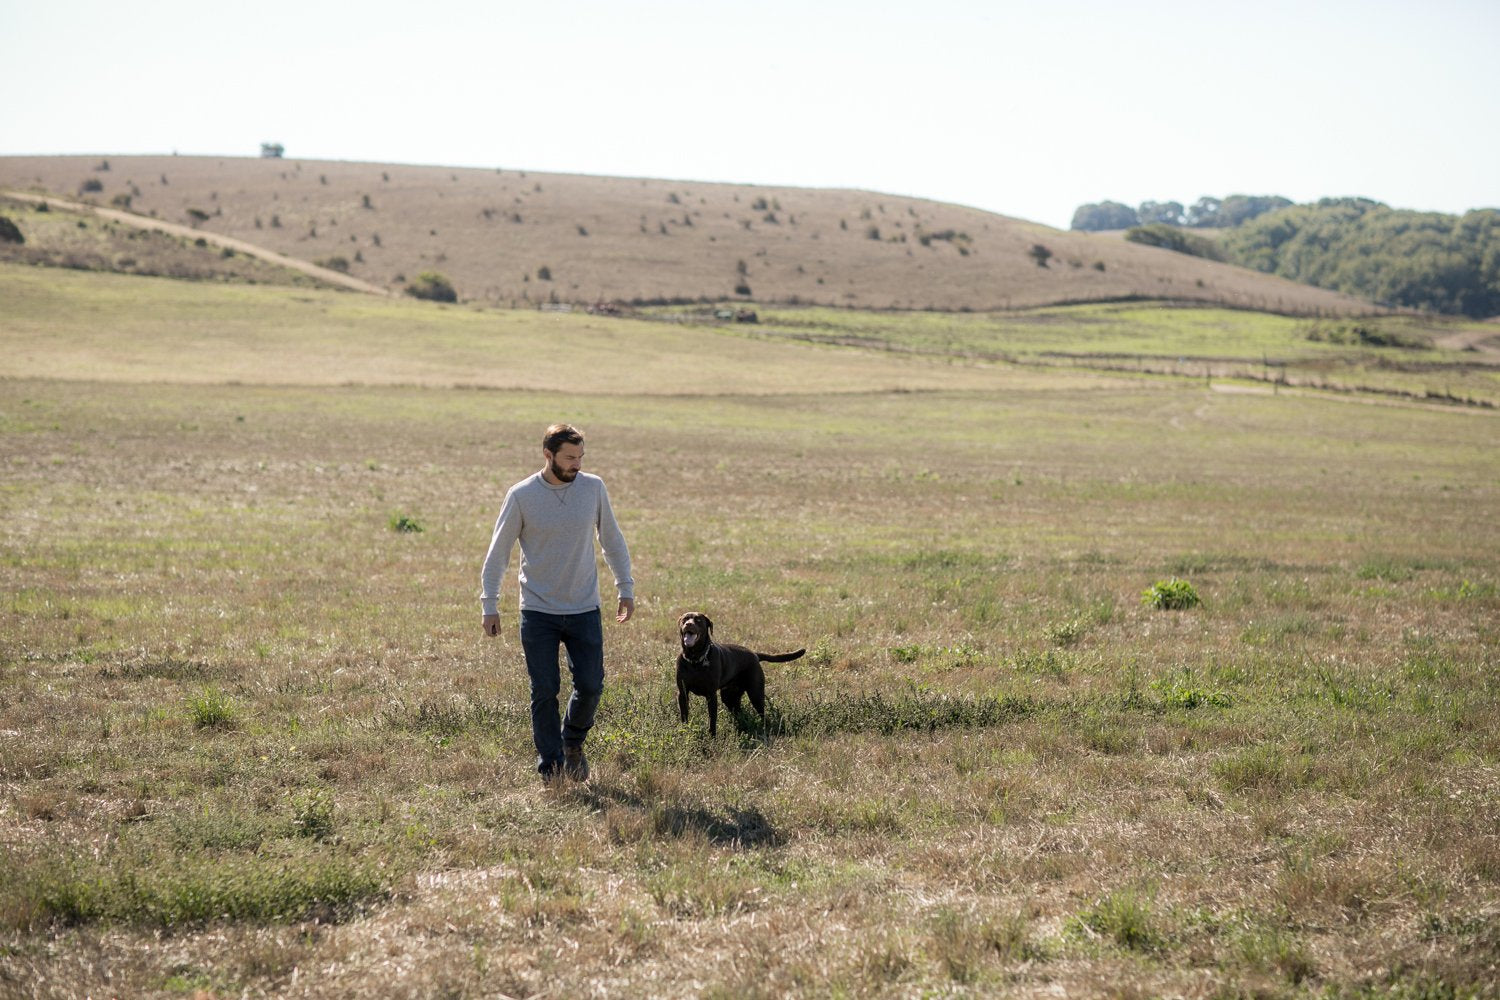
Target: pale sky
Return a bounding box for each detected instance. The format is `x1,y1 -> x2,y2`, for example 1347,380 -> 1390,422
3,0 -> 1496,230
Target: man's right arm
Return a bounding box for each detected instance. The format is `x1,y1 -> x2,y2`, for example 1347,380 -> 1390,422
479,491 -> 522,634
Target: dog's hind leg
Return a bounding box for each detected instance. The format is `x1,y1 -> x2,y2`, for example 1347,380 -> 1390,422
720,684 -> 746,715
747,673 -> 766,720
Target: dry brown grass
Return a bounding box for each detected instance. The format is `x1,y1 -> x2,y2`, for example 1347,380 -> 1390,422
0,154 -> 1375,314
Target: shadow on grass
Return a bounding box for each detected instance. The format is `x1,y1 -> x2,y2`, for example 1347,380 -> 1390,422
578,781 -> 784,848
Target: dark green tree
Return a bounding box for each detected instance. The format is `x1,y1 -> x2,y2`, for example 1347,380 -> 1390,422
1070,201 -> 1139,231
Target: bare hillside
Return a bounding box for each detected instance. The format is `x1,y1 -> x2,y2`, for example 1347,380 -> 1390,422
0,155 -> 1373,314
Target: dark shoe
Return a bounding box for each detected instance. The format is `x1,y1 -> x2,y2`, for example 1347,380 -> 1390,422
563,745 -> 590,781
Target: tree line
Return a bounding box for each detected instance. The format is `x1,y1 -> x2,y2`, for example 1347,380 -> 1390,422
1071,195 -> 1293,232
1073,195 -> 1500,317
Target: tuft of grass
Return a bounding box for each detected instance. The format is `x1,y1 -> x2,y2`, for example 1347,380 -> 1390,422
291,789 -> 336,842
389,513 -> 424,533
1044,612 -> 1090,647
927,906 -> 1041,982
1066,888 -> 1164,952
187,687 -> 236,730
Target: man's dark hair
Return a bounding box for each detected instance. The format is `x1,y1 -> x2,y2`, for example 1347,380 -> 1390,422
542,423 -> 584,454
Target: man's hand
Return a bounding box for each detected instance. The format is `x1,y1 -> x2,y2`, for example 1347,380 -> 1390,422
482,613 -> 500,637
616,598 -> 635,623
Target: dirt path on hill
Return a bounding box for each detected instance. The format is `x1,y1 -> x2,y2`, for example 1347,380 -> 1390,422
1,189 -> 391,295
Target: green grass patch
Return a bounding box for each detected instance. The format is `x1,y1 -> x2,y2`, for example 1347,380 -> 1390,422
2,849 -> 389,930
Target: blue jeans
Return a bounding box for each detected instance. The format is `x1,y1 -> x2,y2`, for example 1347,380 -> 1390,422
519,609 -> 604,776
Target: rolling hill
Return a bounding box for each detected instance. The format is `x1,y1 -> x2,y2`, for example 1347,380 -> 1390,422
0,154 -> 1373,315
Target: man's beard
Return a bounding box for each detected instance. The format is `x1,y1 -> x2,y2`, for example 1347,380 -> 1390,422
550,459 -> 579,483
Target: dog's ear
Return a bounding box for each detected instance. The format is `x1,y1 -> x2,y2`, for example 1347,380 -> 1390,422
700,614 -> 713,634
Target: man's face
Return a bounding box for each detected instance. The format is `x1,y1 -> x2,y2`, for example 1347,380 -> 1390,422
546,442 -> 584,483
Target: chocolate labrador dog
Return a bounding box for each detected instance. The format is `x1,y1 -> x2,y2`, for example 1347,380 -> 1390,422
676,611 -> 805,736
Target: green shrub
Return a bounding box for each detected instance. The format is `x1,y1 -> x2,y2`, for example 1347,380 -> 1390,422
1142,578 -> 1200,610
0,216 -> 23,245
404,271 -> 456,302
389,514 -> 424,533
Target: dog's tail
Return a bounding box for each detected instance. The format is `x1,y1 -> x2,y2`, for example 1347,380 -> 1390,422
757,648 -> 806,663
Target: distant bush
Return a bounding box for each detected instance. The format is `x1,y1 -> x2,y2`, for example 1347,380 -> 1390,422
1029,244 -> 1053,268
536,266 -> 552,281
734,282 -> 752,296
316,256 -> 351,273
109,193 -> 132,210
78,178 -> 103,194
185,208 -> 210,225
1304,321 -> 1431,350
0,217 -> 23,245
404,272 -> 456,303
1125,224 -> 1226,262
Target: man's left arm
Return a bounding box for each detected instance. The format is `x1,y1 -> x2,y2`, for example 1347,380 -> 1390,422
596,481 -> 634,622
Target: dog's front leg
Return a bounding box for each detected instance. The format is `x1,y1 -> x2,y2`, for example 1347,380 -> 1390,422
677,682 -> 690,724
706,694 -> 718,737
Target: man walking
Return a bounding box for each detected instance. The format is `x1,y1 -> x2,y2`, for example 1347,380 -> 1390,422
481,423 -> 634,783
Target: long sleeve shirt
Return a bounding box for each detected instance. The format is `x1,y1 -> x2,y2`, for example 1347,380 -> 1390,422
479,471 -> 633,616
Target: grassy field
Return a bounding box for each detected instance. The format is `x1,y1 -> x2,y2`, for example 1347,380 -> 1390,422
1,269 -> 1497,998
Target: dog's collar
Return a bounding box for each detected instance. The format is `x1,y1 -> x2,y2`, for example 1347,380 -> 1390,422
681,641 -> 712,667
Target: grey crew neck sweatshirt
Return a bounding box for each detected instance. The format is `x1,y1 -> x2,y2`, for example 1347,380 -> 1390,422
479,471 -> 633,616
